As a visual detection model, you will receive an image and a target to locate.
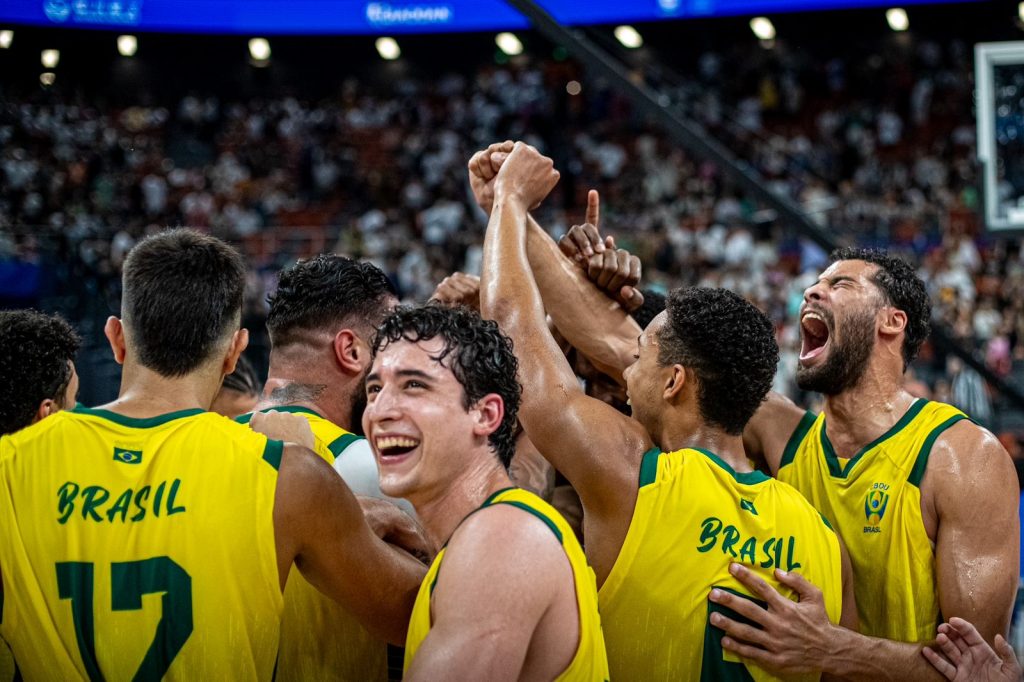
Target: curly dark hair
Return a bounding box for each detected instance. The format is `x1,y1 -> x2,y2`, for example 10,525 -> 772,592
829,247 -> 931,370
657,287 -> 778,435
267,255 -> 398,347
122,229 -> 246,377
0,310 -> 81,435
371,304 -> 521,469
221,354 -> 261,397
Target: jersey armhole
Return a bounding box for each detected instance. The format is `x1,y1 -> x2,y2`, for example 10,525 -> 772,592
327,433 -> 362,459
638,448 -> 662,488
907,414 -> 970,488
779,411 -> 817,470
261,439 -> 284,471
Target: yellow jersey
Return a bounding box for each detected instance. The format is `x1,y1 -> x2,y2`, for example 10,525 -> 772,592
600,447 -> 842,681
404,488 -> 609,681
236,406 -> 386,682
0,406 -> 283,680
777,399 -> 968,643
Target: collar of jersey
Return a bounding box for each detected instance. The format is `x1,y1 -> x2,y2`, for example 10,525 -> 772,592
70,405 -> 205,428
691,447 -> 770,485
234,405 -> 324,424
820,398 -> 928,478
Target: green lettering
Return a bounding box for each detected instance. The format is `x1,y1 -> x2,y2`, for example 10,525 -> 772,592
166,479 -> 186,516
697,517 -> 722,552
106,489 -> 133,523
760,537 -> 776,568
721,526 -> 740,558
739,537 -> 757,565
773,535 -> 783,568
131,486 -> 150,522
80,486 -> 109,522
153,482 -> 165,517
785,536 -> 802,571
57,482 -> 79,524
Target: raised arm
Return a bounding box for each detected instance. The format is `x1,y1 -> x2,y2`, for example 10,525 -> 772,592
274,444 -> 426,645
478,142 -> 650,522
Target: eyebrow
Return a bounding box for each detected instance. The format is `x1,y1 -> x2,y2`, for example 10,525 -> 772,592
365,368 -> 434,384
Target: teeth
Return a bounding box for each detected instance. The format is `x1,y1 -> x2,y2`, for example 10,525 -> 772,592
376,436 -> 419,451
802,311 -> 824,323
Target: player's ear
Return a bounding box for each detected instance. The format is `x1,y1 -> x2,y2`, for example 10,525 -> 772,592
34,398 -> 58,424
333,329 -> 366,374
471,394 -> 505,438
104,316 -> 127,365
879,306 -> 907,338
663,364 -> 687,402
222,328 -> 249,376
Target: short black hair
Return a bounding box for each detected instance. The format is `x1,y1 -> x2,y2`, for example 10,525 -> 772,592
267,255 -> 398,347
372,304 -> 521,468
222,354 -> 261,397
122,229 -> 246,377
630,289 -> 667,330
657,287 -> 778,435
0,310 -> 81,435
829,247 -> 930,370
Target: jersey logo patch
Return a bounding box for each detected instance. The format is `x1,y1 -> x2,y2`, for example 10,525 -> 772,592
740,499 -> 758,516
113,447 -> 143,464
863,482 -> 889,532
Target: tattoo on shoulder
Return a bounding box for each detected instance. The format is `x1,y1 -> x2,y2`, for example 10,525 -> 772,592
269,383 -> 327,404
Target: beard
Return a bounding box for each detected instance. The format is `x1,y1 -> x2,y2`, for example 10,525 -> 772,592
796,306 -> 875,395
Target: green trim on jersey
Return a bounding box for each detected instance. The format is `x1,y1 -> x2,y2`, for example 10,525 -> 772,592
702,587 -> 765,681
907,414 -> 969,487
327,433 -> 363,458
779,410 -> 817,469
234,405 -> 324,425
820,399 -> 928,478
481,486 -> 517,506
70,406 -> 205,429
493,501 -> 564,544
262,440 -> 284,471
693,448 -> 769,485
639,448 -> 662,487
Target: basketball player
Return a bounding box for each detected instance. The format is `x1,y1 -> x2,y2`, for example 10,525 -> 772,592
210,354 -> 260,418
0,229 -> 424,678
477,141 -> 855,680
709,249 -> 1019,678
0,309 -> 80,435
234,253 -> 408,681
363,304 -> 609,680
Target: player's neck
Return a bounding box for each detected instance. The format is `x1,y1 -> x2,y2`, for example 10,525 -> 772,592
260,366 -> 357,429
660,423 -> 752,472
823,365 -> 916,458
411,461 -> 513,552
103,362 -> 219,416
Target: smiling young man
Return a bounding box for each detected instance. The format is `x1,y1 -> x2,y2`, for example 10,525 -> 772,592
712,249 -> 1020,679
362,304 -> 608,681
477,142 -> 854,681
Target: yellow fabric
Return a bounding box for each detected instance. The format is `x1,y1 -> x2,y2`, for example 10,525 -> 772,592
0,406 -> 283,680
404,488 -> 609,681
242,407 -> 387,682
778,399 -> 968,643
600,447 -> 842,682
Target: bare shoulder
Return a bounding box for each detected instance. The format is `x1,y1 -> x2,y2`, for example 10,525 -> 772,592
924,419 -> 1016,514
447,502 -> 568,568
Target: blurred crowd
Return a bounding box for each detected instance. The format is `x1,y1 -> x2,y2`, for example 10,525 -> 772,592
1,31 -> 1023,433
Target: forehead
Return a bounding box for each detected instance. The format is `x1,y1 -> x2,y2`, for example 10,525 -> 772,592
371,337 -> 451,376
640,311 -> 668,345
818,259 -> 879,283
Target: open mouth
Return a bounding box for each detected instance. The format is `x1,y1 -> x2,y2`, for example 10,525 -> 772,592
375,436 -> 421,460
799,311 -> 831,363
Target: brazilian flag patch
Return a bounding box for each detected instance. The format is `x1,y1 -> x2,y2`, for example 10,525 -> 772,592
113,447 -> 143,464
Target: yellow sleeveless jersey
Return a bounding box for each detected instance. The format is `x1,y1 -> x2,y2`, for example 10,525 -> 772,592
777,399 -> 968,643
236,406 -> 385,682
404,488 -> 609,681
600,447 -> 842,682
0,406 -> 283,680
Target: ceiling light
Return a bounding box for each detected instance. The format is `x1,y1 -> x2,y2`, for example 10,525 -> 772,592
117,34 -> 137,57
41,49 -> 60,69
886,8 -> 909,31
376,37 -> 400,60
614,25 -> 643,49
749,17 -> 775,41
495,32 -> 523,56
0,31 -> 13,49
248,38 -> 270,61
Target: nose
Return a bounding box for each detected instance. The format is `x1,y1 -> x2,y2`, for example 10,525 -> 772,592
364,383 -> 402,425
803,279 -> 826,304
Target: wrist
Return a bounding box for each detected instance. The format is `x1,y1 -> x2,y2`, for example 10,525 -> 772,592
824,624 -> 862,677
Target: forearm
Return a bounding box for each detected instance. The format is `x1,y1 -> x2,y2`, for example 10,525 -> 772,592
525,215 -> 640,379
826,627 -> 943,682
